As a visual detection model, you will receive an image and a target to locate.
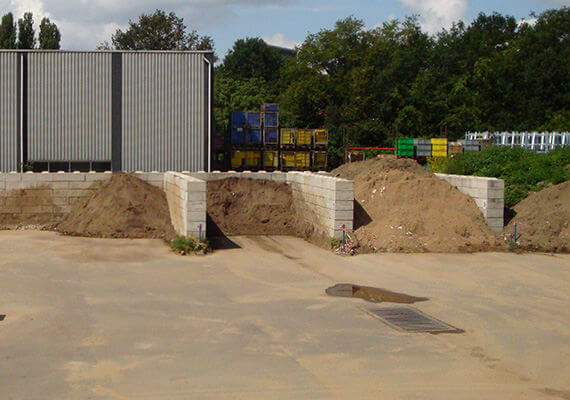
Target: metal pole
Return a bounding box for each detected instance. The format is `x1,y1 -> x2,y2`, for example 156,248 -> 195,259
514,222 -> 517,242
198,224 -> 202,241
342,224 -> 346,252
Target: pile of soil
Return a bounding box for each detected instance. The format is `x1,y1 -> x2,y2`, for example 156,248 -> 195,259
505,181 -> 569,253
332,158 -> 504,253
57,173 -> 175,240
207,178 -> 316,239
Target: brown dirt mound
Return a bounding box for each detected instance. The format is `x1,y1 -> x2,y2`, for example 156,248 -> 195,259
57,173 -> 175,240
332,158 -> 505,253
207,178 -> 306,236
505,181 -> 569,253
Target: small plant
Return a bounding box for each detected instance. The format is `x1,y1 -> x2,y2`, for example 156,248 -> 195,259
330,238 -> 342,249
170,235 -> 210,255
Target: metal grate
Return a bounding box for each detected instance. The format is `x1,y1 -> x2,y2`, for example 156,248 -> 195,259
368,307 -> 463,334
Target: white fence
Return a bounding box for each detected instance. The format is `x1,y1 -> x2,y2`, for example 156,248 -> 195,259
465,132 -> 569,152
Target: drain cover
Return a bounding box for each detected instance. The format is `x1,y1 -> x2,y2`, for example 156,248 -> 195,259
0,315 -> 5,321
368,307 -> 463,334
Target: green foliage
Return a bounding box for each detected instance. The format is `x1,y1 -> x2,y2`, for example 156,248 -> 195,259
110,9 -> 214,53
214,72 -> 276,134
38,17 -> 60,49
0,12 -> 16,49
219,37 -> 284,82
274,8 -> 569,169
170,235 -> 210,255
428,147 -> 570,207
17,12 -> 35,49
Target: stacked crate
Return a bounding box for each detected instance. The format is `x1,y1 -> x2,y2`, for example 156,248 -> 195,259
396,138 -> 415,157
415,138 -> 432,157
460,140 -> 482,152
431,138 -> 448,157
229,104 -> 329,171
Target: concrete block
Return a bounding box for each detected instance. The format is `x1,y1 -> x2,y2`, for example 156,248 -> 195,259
5,182 -> 24,191
334,190 -> 354,201
481,208 -> 504,218
186,211 -> 206,221
68,181 -> 99,190
334,179 -> 354,191
85,173 -> 112,182
186,201 -> 207,213
333,210 -> 354,220
5,173 -> 22,182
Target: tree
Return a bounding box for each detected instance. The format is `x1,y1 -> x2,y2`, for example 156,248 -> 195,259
220,38 -> 284,82
38,17 -> 61,49
110,9 -> 214,53
0,12 -> 16,48
17,12 -> 36,49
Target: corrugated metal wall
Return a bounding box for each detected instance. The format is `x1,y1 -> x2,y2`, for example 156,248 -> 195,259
27,52 -> 112,161
0,52 -> 19,171
122,53 -> 206,171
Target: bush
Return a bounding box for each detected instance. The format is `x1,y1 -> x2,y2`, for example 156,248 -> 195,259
428,146 -> 570,207
170,235 -> 210,255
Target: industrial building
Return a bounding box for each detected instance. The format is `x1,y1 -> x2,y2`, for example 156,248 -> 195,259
0,50 -> 214,172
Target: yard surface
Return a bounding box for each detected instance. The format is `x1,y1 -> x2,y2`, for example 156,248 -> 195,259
0,231 -> 568,399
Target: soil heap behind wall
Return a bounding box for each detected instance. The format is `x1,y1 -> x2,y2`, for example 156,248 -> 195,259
505,181 -> 569,253
207,178 -> 315,239
57,173 -> 175,240
332,158 -> 504,253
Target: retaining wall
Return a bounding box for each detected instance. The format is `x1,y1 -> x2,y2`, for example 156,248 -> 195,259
163,172 -> 207,239
187,171 -> 354,239
435,173 -> 504,233
0,172 -> 163,222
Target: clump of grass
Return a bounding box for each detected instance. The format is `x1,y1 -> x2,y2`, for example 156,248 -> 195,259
330,238 -> 342,249
170,235 -> 210,255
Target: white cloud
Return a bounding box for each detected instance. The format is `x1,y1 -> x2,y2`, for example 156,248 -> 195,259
399,0 -> 468,33
262,33 -> 300,49
518,17 -> 538,27
0,0 -> 295,49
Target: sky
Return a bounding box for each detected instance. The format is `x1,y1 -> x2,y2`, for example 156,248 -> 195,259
1,0 -> 568,59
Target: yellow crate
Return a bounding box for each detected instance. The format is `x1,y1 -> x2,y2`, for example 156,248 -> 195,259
263,151 -> 278,168
313,129 -> 328,145
280,128 -> 296,145
281,151 -> 295,168
313,151 -> 327,168
296,152 -> 311,168
245,151 -> 261,168
231,151 -> 245,168
296,129 -> 312,146
431,138 -> 448,145
431,138 -> 448,157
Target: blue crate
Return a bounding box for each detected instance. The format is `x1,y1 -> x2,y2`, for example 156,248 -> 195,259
247,129 -> 262,144
263,112 -> 279,128
231,111 -> 246,127
247,112 -> 261,128
231,127 -> 245,144
261,104 -> 279,112
264,127 -> 278,144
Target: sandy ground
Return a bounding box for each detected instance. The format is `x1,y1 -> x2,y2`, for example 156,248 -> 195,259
0,231 -> 569,400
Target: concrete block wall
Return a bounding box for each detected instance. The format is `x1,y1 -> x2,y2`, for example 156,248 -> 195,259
286,172 -> 354,239
163,172 -> 207,239
187,170 -> 354,240
0,171 -> 164,222
435,173 -> 504,233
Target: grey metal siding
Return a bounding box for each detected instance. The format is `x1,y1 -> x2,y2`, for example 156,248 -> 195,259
27,52 -> 112,161
0,52 -> 19,171
122,53 -> 206,171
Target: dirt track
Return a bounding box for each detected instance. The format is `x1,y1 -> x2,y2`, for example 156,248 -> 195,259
1,230 -> 568,399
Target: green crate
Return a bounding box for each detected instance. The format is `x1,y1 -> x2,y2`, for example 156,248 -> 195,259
397,137 -> 414,146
